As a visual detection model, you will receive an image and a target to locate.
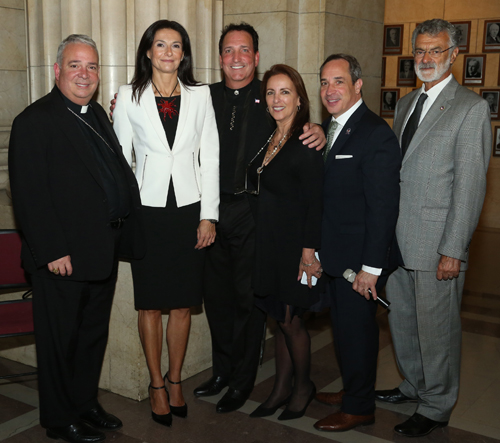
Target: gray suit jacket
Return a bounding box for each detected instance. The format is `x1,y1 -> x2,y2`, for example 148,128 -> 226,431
393,76 -> 491,271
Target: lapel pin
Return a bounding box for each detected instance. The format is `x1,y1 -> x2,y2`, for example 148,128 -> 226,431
346,128 -> 351,135
255,99 -> 260,103
440,106 -> 445,110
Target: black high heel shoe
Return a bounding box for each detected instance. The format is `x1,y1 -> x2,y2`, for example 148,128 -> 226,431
277,384 -> 316,421
249,396 -> 291,418
149,384 -> 172,427
164,371 -> 188,418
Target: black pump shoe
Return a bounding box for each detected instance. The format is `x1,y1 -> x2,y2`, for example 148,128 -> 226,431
164,371 -> 187,418
249,396 -> 290,418
149,384 -> 172,427
278,384 -> 316,421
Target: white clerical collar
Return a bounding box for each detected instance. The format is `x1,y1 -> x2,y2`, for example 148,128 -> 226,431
330,98 -> 363,127
81,105 -> 89,114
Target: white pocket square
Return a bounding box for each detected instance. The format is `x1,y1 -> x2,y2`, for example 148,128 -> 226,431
335,155 -> 353,159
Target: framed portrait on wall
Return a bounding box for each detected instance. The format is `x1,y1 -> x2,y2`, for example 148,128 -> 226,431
381,57 -> 386,87
397,57 -> 416,87
451,21 -> 471,53
463,55 -> 486,86
384,25 -> 403,55
380,89 -> 399,117
493,126 -> 500,157
483,19 -> 500,52
480,89 -> 500,120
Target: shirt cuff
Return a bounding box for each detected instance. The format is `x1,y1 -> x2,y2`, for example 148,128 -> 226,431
362,265 -> 382,276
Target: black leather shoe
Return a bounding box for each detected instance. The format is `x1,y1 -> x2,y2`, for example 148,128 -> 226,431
80,403 -> 122,431
193,376 -> 229,397
394,412 -> 448,437
375,388 -> 417,404
216,388 -> 252,413
46,422 -> 105,443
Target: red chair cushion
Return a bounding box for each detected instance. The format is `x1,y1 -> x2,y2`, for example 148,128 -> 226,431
0,301 -> 34,336
0,232 -> 27,286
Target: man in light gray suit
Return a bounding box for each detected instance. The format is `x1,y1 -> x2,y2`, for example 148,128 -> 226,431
375,19 -> 491,438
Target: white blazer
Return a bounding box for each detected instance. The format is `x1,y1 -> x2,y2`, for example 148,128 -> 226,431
113,81 -> 219,220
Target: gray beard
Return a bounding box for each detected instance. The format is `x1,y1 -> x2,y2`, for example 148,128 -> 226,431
415,58 -> 451,83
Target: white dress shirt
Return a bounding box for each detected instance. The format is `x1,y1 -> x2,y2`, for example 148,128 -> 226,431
402,73 -> 453,131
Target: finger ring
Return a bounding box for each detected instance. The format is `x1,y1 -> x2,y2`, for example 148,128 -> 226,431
53,268 -> 59,274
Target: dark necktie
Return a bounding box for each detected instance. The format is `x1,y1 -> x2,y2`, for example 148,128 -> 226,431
401,93 -> 428,158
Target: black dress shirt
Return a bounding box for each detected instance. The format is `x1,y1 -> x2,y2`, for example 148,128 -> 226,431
219,81 -> 255,195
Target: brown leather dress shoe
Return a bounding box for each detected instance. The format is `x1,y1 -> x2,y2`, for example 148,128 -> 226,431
315,390 -> 344,406
314,411 -> 375,432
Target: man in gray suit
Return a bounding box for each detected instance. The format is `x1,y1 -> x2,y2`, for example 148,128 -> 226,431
375,19 -> 492,438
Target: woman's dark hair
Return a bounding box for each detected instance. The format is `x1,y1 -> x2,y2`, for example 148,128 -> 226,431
261,64 -> 310,136
131,20 -> 199,102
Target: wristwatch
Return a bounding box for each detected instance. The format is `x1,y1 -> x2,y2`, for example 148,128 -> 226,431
204,219 -> 218,224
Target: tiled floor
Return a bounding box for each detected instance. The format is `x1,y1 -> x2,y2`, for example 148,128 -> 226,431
1,289 -> 499,442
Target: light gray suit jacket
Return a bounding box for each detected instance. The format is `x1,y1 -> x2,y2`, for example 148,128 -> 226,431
393,76 -> 491,272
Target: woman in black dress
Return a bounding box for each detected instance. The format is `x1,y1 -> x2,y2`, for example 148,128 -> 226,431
247,65 -> 323,420
113,21 -> 219,426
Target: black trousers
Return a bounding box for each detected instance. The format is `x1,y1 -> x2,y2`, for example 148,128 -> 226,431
204,197 -> 265,390
31,261 -> 118,428
328,273 -> 389,416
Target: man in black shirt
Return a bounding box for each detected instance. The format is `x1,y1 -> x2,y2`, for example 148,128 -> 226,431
195,23 -> 326,413
9,34 -> 145,443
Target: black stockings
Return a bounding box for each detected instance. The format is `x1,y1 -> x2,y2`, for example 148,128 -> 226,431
260,307 -> 314,412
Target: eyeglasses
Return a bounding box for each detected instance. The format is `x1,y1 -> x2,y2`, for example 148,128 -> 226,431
413,46 -> 455,58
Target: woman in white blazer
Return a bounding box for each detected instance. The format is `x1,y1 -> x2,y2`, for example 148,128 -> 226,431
113,20 -> 219,427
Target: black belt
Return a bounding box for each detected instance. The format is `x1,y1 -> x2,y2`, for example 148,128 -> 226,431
109,217 -> 126,229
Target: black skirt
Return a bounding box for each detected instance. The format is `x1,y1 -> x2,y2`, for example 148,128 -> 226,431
131,185 -> 204,310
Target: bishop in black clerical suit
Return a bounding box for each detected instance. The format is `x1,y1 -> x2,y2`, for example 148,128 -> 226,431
8,35 -> 144,443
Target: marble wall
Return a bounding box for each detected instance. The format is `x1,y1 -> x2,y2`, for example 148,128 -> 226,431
0,0 -> 27,202
224,0 -> 386,123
